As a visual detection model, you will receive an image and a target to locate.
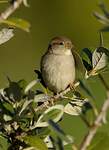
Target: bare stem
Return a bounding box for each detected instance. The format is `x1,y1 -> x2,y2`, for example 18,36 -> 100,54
79,91 -> 109,150
0,0 -> 23,21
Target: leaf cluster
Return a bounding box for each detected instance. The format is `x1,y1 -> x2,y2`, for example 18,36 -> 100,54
0,1 -> 109,150
94,2 -> 109,32
0,32 -> 109,149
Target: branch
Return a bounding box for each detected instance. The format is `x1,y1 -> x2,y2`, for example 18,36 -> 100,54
35,82 -> 80,112
0,0 -> 23,21
79,91 -> 109,150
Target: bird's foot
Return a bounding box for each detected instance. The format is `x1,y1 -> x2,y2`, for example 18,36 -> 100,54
69,83 -> 76,91
48,96 -> 55,106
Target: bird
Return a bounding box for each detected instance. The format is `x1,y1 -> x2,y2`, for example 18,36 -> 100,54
40,36 -> 76,94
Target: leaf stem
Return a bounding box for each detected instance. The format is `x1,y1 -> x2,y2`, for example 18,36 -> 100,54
99,32 -> 104,47
98,74 -> 109,90
80,114 -> 91,128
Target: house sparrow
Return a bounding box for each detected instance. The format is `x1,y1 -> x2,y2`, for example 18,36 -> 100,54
41,36 -> 76,93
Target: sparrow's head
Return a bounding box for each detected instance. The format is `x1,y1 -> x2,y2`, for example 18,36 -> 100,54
48,36 -> 74,55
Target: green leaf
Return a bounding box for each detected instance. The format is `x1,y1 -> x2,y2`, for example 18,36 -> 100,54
23,0 -> 29,7
34,94 -> 50,103
19,99 -> 33,116
88,132 -> 109,150
22,147 -> 35,150
0,135 -> 10,150
25,80 -> 39,94
19,117 -> 31,131
99,2 -> 109,19
48,120 -> 73,144
37,128 -> 51,138
23,135 -> 48,150
2,18 -> 30,32
30,105 -> 64,129
81,48 -> 92,64
81,48 -> 93,71
4,80 -> 22,101
64,98 -> 91,116
3,114 -> 12,121
44,136 -> 54,149
18,79 -> 27,91
79,80 -> 94,99
93,12 -> 109,25
91,47 -> 109,75
3,101 -> 14,114
72,50 -> 86,79
0,101 -> 14,116
0,28 -> 14,45
101,26 -> 109,32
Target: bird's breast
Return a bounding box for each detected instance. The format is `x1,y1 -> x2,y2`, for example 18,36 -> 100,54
41,54 -> 75,93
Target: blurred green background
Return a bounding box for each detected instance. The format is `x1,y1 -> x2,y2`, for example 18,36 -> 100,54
0,0 -> 109,148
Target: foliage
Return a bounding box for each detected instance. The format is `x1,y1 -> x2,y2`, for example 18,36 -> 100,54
2,18 -> 30,32
0,32 -> 109,149
94,2 -> 109,32
0,1 -> 109,150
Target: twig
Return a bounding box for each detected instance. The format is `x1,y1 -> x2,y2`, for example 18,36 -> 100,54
79,91 -> 109,150
35,82 -> 80,112
0,0 -> 23,21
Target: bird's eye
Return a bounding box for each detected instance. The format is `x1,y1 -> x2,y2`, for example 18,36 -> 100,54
59,42 -> 64,45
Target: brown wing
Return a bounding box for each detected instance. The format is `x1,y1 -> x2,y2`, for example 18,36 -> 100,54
34,53 -> 48,88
